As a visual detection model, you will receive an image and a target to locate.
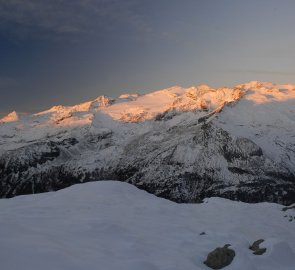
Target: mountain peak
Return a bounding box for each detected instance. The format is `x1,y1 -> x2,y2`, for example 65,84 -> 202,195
0,111 -> 19,123
237,80 -> 278,90
196,84 -> 211,90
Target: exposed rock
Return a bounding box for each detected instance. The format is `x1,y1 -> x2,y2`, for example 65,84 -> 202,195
116,123 -> 295,204
204,244 -> 235,269
249,239 -> 267,255
0,121 -> 294,203
282,204 -> 295,211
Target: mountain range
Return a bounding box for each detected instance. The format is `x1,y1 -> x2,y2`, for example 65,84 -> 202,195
0,81 -> 294,204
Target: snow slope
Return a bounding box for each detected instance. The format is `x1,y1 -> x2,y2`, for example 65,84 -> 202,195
214,81 -> 295,171
0,181 -> 294,270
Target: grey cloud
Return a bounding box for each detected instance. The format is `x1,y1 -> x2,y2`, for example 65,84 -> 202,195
0,0 -> 149,40
230,70 -> 295,76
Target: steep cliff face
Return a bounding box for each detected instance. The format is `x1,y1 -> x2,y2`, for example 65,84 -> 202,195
0,82 -> 294,204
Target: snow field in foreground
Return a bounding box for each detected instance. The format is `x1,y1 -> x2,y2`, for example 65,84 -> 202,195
0,181 -> 294,270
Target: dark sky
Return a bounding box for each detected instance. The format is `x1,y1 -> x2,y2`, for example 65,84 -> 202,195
1,0 -> 295,116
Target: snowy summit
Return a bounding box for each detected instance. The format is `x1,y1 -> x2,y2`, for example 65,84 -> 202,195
0,111 -> 19,123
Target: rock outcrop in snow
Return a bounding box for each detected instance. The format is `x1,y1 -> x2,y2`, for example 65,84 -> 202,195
204,244 -> 236,269
0,81 -> 294,204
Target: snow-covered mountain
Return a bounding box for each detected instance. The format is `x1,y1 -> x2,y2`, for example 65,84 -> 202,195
0,81 -> 294,204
